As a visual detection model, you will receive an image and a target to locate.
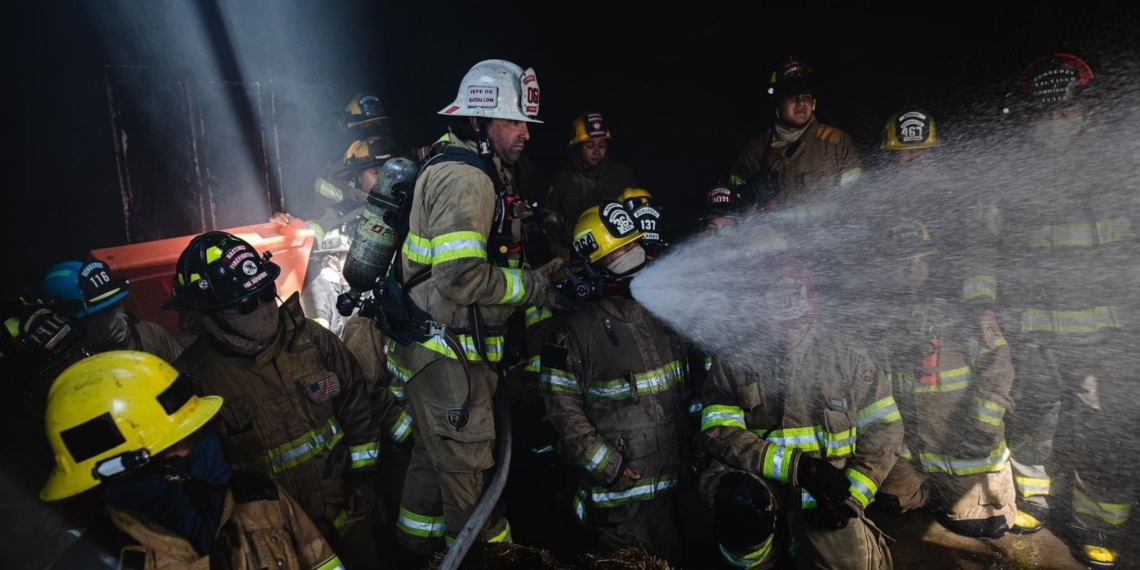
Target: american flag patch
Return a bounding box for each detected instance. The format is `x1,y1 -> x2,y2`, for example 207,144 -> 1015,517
308,374 -> 341,402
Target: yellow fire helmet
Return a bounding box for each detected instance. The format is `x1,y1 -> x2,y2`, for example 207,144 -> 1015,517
618,187 -> 652,207
568,112 -> 613,147
342,92 -> 388,130
882,108 -> 939,151
882,220 -> 937,260
41,351 -> 222,501
572,201 -> 643,263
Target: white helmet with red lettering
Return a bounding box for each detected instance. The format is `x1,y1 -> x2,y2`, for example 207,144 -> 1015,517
438,59 -> 543,124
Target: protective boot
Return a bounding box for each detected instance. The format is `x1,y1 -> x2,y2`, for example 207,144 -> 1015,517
714,471 -> 778,569
1012,502 -> 1047,534
939,514 -> 1009,539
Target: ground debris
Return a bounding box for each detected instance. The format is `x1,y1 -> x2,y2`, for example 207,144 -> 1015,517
425,544 -> 673,570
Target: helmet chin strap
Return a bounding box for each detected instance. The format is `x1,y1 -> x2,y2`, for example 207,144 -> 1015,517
475,119 -> 494,160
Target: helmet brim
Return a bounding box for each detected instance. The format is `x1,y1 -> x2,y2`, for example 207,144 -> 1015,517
40,394 -> 223,502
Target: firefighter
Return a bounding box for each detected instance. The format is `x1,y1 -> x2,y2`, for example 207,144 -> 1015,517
385,59 -> 566,552
40,350 -> 344,570
274,92 -> 395,237
301,231 -> 351,338
339,313 -> 418,557
537,201 -> 689,561
163,231 -> 389,568
39,260 -> 183,364
699,184 -> 746,233
306,135 -> 399,244
545,112 -> 638,251
975,54 -> 1139,566
873,221 -> 1016,539
698,255 -> 899,570
618,188 -> 667,257
729,57 -> 861,210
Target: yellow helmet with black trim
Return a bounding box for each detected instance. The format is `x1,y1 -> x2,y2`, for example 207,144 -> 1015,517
882,108 -> 939,151
568,112 -> 613,147
41,351 -> 222,501
572,201 -> 643,263
343,92 -> 387,130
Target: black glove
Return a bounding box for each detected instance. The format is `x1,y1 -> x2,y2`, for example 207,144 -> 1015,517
346,473 -> 377,518
795,455 -> 851,508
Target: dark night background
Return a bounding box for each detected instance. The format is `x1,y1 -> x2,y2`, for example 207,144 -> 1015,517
9,0 -> 1140,299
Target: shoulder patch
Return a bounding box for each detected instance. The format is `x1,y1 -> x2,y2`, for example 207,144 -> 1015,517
229,471 -> 279,504
857,361 -> 877,384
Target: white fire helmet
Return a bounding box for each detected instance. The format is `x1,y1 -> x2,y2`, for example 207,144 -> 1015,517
438,59 -> 543,124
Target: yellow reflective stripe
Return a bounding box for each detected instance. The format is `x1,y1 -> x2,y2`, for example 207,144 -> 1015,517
582,440 -> 617,477
390,382 -> 406,402
1026,219 -> 1133,249
205,246 -> 224,264
1096,217 -> 1133,245
308,221 -> 326,245
234,418 -> 344,475
390,410 -> 413,445
1015,476 -> 1052,497
1074,490 -> 1132,526
524,354 -> 541,373
4,316 -> 19,338
980,202 -> 1002,236
913,366 -> 971,393
333,510 -> 360,537
387,357 -> 412,383
973,397 -> 1006,426
920,441 -> 1009,476
801,489 -> 818,509
539,367 -> 580,393
763,425 -> 855,458
839,167 -> 863,188
487,522 -> 512,543
591,474 -> 678,507
418,334 -> 504,362
856,396 -> 901,430
498,267 -> 525,304
846,468 -> 878,508
87,287 -> 123,304
729,174 -> 747,187
899,444 -> 913,461
396,506 -> 446,538
402,233 -> 433,265
313,554 -> 346,570
1019,307 -> 1124,334
962,275 -> 997,302
572,485 -> 588,524
586,361 -> 684,400
718,535 -> 775,569
314,177 -> 344,203
348,442 -> 380,469
431,231 -> 487,263
761,444 -> 794,483
525,306 -> 553,328
701,405 -> 747,431
313,317 -> 331,329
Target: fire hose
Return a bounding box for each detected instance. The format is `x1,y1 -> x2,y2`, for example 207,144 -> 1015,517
437,379 -> 513,570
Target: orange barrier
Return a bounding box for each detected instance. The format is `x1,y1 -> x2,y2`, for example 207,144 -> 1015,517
91,220 -> 316,338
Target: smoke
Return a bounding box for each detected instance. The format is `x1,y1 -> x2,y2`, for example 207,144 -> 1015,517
79,0 -> 385,240
631,58 -> 1140,374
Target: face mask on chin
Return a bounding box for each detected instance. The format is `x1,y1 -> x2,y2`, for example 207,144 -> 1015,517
604,246 -> 647,276
84,305 -> 131,348
204,300 -> 280,355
